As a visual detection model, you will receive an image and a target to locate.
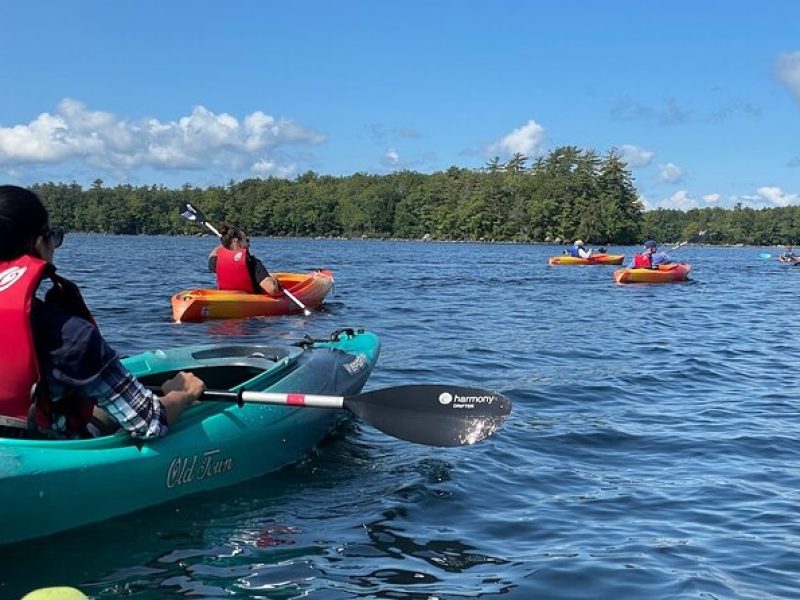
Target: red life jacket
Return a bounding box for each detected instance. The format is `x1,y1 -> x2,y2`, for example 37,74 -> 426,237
0,255 -> 48,421
216,247 -> 255,293
0,256 -> 98,437
632,253 -> 653,269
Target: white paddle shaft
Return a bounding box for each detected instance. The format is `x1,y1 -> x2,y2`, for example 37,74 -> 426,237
204,222 -> 222,237
239,390 -> 345,408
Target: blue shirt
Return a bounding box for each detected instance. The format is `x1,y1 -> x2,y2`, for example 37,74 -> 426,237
652,251 -> 674,266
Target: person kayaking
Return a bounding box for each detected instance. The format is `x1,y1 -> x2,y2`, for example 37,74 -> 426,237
628,240 -> 675,269
208,224 -> 282,296
778,245 -> 799,264
564,239 -> 593,259
0,185 -> 205,439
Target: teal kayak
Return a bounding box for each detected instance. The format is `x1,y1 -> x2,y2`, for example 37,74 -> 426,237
0,328 -> 380,546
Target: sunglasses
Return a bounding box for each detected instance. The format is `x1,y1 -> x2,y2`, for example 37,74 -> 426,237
42,225 -> 65,248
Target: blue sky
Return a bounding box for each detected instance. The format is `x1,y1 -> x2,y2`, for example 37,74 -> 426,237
1,0 -> 799,210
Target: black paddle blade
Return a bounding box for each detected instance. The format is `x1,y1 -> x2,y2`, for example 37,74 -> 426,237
345,384 -> 512,447
179,202 -> 207,225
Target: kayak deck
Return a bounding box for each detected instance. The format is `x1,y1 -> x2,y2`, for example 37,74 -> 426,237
171,270 -> 334,322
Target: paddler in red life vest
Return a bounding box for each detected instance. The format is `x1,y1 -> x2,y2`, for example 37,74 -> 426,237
208,224 -> 282,296
628,240 -> 675,269
0,185 -> 205,439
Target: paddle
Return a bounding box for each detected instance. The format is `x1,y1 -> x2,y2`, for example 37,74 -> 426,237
179,202 -> 312,316
666,229 -> 708,253
198,384 -> 512,447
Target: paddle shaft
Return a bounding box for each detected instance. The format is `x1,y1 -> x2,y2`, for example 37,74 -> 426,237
667,241 -> 689,253
204,389 -> 345,408
281,288 -> 310,314
668,229 -> 708,253
203,221 -> 221,238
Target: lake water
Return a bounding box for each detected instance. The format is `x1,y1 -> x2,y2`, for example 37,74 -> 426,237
3,235 -> 800,599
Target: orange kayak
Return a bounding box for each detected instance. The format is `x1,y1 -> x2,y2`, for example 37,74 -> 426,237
548,253 -> 625,265
172,270 -> 334,322
613,263 -> 691,284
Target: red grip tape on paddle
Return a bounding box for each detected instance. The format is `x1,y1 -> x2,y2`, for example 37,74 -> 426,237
287,393 -> 306,406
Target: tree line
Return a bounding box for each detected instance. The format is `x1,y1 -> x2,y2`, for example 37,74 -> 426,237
30,146 -> 797,246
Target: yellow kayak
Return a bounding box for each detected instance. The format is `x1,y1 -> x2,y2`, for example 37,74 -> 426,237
548,253 -> 625,265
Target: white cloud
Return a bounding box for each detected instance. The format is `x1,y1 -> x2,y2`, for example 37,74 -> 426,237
620,144 -> 654,168
646,187 -> 800,211
252,158 -> 295,178
776,52 -> 800,102
384,148 -> 401,166
742,186 -> 799,207
488,120 -> 545,157
662,190 -> 697,209
657,162 -> 685,183
0,99 -> 326,177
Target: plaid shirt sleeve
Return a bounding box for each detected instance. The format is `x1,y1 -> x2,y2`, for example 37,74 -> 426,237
82,358 -> 169,438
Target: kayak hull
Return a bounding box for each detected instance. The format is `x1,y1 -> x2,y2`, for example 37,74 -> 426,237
171,270 -> 334,322
0,328 -> 379,545
548,254 -> 625,265
613,263 -> 692,284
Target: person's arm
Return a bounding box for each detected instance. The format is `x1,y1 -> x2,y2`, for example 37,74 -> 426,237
258,276 -> 282,296
34,290 -> 204,438
250,255 -> 282,296
65,322 -> 203,436
160,371 -> 206,425
87,359 -> 204,437
208,246 -> 220,272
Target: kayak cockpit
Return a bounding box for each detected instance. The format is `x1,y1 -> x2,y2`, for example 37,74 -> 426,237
131,345 -> 303,391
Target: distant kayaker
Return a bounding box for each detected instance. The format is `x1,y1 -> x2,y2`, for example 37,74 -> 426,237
564,239 -> 593,259
628,240 -> 675,269
778,245 -> 799,264
0,185 -> 205,439
208,224 -> 282,296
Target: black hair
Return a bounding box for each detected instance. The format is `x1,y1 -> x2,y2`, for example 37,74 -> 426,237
0,185 -> 48,260
218,223 -> 247,250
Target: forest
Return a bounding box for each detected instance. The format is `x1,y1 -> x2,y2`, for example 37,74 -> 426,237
31,146 -> 798,246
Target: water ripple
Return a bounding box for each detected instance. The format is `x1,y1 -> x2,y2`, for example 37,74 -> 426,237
4,238 -> 800,599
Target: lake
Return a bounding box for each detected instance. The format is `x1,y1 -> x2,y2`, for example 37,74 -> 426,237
2,234 -> 799,599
